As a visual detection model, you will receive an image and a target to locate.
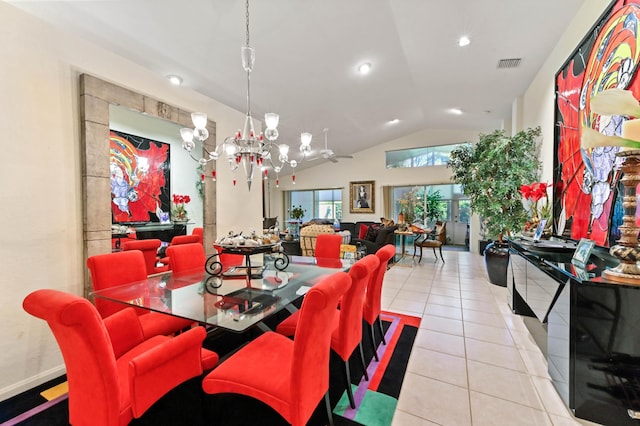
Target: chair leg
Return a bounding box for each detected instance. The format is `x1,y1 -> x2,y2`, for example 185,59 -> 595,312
325,391 -> 334,426
368,323 -> 379,361
343,360 -> 355,409
432,246 -> 438,261
439,245 -> 445,263
358,341 -> 369,381
377,315 -> 387,345
418,245 -> 423,263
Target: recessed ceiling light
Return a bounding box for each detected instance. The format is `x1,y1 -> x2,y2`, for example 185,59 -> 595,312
458,36 -> 470,47
358,62 -> 372,74
167,75 -> 183,85
388,118 -> 400,125
449,108 -> 463,115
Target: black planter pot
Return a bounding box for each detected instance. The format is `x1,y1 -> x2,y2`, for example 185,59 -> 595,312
484,241 -> 510,287
478,239 -> 492,255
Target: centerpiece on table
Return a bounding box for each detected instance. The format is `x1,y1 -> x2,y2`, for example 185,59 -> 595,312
171,194 -> 191,223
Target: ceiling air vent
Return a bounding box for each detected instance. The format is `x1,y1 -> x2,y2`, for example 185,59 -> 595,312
497,58 -> 522,69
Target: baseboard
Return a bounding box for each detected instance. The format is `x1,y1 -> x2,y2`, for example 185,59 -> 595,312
0,365 -> 66,402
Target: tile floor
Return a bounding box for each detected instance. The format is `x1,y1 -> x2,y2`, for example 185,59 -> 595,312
384,251 -> 601,426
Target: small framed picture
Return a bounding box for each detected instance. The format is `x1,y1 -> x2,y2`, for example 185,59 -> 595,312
572,238 -> 595,267
349,180 -> 375,213
533,219 -> 547,242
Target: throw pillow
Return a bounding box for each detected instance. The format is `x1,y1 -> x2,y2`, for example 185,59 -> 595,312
358,224 -> 369,240
365,224 -> 383,242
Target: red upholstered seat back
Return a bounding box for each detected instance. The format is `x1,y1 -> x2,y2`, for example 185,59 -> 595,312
213,245 -> 244,269
121,239 -> 162,275
23,289 -> 127,426
170,235 -> 201,245
290,271 -> 351,425
332,254 -> 379,360
87,251 -> 149,318
363,244 -> 395,325
314,233 -> 342,259
191,227 -> 204,245
166,243 -> 205,275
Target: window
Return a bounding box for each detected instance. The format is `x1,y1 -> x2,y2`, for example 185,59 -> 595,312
385,143 -> 466,168
286,189 -> 342,223
393,184 -> 467,226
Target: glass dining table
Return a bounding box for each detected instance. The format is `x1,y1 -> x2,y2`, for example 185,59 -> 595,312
91,254 -> 354,333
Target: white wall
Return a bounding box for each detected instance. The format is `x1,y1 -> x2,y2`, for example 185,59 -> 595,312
0,2 -> 259,400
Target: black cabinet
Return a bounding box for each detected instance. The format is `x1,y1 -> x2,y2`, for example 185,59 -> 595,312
132,223 -> 187,243
509,238 -> 640,425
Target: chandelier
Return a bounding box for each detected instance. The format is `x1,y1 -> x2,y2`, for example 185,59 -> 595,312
179,0 -> 312,190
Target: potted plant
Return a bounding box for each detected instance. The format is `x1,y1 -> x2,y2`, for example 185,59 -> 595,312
448,127 -> 542,286
424,189 -> 444,226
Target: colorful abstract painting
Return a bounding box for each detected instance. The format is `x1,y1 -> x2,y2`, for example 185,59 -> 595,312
554,0 -> 640,247
110,130 -> 170,223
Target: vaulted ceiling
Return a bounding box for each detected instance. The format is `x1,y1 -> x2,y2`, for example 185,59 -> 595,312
9,0 -> 585,169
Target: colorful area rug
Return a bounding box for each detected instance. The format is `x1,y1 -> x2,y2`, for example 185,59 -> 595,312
0,311 -> 420,426
332,311 -> 421,425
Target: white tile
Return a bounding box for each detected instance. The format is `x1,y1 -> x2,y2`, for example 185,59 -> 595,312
389,298 -> 426,315
429,287 -> 460,298
396,373 -> 471,426
420,314 -> 464,336
469,391 -> 552,426
463,322 -> 515,346
391,410 -> 440,426
530,376 -> 573,418
520,348 -> 550,378
414,329 -> 466,357
462,308 -> 506,328
467,360 -> 544,409
424,303 -> 463,320
407,346 -> 468,387
395,290 -> 430,303
465,339 -> 527,372
461,298 -> 502,314
427,294 -> 462,308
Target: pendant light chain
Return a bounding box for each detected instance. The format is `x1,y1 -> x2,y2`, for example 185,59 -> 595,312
245,0 -> 250,48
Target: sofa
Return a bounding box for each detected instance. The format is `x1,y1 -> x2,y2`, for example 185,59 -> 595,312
350,222 -> 397,255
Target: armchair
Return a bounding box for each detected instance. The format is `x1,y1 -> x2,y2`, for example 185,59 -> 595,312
22,289 -> 218,426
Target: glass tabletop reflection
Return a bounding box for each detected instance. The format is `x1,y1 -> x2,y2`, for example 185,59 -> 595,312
91,254 -> 353,333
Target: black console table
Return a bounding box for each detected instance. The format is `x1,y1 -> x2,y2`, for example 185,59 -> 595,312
509,238 -> 640,425
130,222 -> 188,243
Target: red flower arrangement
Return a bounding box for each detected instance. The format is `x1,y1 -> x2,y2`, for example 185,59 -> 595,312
172,194 -> 191,204
171,194 -> 191,222
519,182 -> 551,231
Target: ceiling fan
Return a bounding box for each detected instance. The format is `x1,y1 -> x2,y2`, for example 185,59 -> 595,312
308,128 -> 354,163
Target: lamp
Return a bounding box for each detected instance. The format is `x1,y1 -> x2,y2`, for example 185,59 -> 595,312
180,0 -> 311,190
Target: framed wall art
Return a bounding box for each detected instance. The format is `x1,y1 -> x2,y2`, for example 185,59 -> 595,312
350,180 -> 375,213
110,130 -> 171,223
554,0 -> 640,247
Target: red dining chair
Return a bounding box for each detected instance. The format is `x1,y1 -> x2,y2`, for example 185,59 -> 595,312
314,233 -> 342,259
276,254 -> 380,408
23,289 -> 218,426
202,271 -> 352,426
121,239 -> 169,275
87,250 -> 193,338
364,244 -> 396,361
166,242 -> 206,276
191,227 -> 204,245
159,234 -> 203,265
213,244 -> 244,272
